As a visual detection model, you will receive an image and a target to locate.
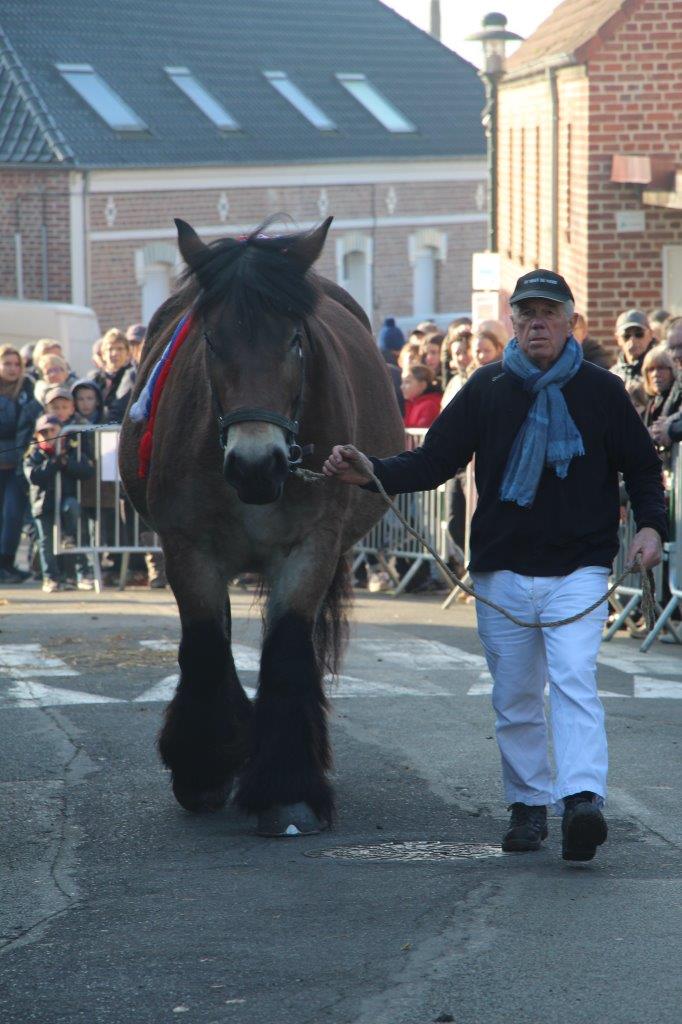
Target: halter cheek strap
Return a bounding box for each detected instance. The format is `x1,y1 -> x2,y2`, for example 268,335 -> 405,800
208,327 -> 313,470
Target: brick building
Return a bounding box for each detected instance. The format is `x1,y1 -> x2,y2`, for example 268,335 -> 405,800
0,0 -> 487,334
494,0 -> 682,345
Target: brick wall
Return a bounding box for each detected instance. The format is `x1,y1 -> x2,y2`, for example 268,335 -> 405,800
0,169 -> 71,303
87,176 -> 485,331
496,0 -> 682,348
497,67 -> 590,317
585,0 -> 682,343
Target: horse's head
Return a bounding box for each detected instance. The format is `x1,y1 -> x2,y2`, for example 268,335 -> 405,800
176,216 -> 332,504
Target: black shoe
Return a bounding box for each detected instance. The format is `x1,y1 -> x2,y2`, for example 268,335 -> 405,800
502,803 -> 548,852
0,567 -> 26,584
562,792 -> 607,862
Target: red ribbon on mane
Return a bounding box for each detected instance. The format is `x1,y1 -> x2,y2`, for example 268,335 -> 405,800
137,313 -> 194,479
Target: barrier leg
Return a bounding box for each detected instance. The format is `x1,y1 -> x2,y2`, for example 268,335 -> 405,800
640,595 -> 681,652
392,556 -> 425,597
603,592 -> 640,641
118,552 -> 130,591
91,550 -> 103,595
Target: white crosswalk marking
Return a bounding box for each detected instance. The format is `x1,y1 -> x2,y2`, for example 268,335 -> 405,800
0,643 -> 79,677
356,638 -> 487,671
4,680 -> 124,708
633,676 -> 682,699
0,638 -> 680,709
140,638 -> 260,672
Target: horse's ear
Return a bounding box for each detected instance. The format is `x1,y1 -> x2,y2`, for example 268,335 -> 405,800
289,216 -> 333,270
175,218 -> 208,272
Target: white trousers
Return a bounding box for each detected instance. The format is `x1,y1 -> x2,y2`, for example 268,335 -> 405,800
472,567 -> 609,809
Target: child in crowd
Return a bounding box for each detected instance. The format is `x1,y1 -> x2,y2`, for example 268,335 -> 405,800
43,386 -> 82,426
25,415 -> 95,592
400,365 -> 442,428
71,380 -> 104,424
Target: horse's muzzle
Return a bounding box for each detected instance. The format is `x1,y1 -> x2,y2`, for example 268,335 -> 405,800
223,447 -> 288,505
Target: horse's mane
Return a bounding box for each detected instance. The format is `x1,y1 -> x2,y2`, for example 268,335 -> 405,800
180,219 -> 321,328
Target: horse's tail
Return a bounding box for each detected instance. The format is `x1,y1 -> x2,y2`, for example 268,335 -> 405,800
314,555 -> 352,679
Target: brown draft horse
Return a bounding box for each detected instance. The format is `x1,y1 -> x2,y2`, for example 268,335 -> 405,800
119,216 -> 404,836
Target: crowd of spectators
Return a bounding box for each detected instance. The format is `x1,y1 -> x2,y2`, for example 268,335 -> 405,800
3,299 -> 682,598
373,304 -> 682,593
0,322 -> 166,593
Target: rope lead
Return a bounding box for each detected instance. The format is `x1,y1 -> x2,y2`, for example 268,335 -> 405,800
292,456 -> 657,631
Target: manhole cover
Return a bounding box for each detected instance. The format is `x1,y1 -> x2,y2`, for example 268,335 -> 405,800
312,841 -> 504,862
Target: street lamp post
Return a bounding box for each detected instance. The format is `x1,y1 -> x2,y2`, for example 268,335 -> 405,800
467,13 -> 522,252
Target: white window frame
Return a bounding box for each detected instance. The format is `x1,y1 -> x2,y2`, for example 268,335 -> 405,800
135,243 -> 180,322
263,71 -> 336,131
165,67 -> 240,131
335,232 -> 373,322
663,245 -> 682,316
335,73 -> 415,133
57,63 -> 147,131
409,228 -> 447,318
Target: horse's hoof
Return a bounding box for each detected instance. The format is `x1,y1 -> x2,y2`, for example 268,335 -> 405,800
256,802 -> 328,837
172,777 -> 230,813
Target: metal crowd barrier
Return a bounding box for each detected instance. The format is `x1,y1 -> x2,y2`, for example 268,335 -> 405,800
53,424 -> 161,593
603,506 -> 666,643
638,445 -> 682,650
49,424 -> 682,644
352,428 -> 451,596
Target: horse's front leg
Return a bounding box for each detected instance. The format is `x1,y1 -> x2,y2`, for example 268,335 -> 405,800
159,540 -> 252,812
235,540 -> 343,836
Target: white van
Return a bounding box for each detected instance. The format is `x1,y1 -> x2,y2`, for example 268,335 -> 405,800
0,299 -> 100,376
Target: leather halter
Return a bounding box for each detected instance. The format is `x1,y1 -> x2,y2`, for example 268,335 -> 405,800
204,324 -> 312,470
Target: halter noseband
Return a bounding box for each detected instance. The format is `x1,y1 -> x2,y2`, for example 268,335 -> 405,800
205,325 -> 311,470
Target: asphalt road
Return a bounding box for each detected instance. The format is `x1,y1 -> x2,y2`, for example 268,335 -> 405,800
0,582 -> 681,1024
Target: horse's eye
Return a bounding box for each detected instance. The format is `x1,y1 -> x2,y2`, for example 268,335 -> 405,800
290,330 -> 302,350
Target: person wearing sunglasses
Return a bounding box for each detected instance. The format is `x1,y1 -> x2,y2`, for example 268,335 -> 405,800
611,309 -> 656,384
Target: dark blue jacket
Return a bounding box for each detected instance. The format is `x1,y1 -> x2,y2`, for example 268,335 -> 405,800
24,435 -> 94,518
0,378 -> 41,473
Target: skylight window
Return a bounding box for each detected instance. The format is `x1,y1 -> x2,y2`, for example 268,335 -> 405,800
336,74 -> 415,133
263,71 -> 336,131
57,64 -> 146,131
165,67 -> 240,131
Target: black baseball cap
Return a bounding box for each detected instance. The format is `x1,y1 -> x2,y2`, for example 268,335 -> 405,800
510,269 -> 574,306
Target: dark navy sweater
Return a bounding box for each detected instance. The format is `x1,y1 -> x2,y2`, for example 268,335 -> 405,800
366,360 -> 668,576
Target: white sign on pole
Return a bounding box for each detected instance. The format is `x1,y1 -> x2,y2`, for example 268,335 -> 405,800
472,252 -> 501,291
99,431 -> 120,482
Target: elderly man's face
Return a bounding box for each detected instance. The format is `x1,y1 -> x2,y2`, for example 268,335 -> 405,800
511,299 -> 576,370
617,324 -> 651,362
665,323 -> 682,370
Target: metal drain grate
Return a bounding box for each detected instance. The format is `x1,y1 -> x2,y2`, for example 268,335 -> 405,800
311,841 -> 504,862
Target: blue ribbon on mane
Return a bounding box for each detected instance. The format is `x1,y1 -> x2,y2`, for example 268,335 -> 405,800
499,335 -> 585,509
129,314 -> 190,423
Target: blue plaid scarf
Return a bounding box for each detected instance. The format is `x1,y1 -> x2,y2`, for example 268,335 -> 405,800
500,336 -> 584,508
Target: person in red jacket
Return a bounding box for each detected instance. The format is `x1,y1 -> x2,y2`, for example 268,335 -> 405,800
400,364 -> 442,428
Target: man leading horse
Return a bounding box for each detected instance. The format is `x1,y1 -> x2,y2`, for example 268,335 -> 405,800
324,270 -> 666,862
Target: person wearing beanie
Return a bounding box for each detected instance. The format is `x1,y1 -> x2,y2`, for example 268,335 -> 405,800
377,317 -> 406,416
125,323 -> 147,369
71,379 -> 105,425
378,317 -> 405,353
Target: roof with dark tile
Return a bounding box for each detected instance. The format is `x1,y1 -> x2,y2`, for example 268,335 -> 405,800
0,23 -> 74,163
0,0 -> 485,168
506,0 -> 638,74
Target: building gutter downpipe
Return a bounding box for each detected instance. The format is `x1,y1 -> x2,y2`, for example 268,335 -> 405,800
547,66 -> 559,269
